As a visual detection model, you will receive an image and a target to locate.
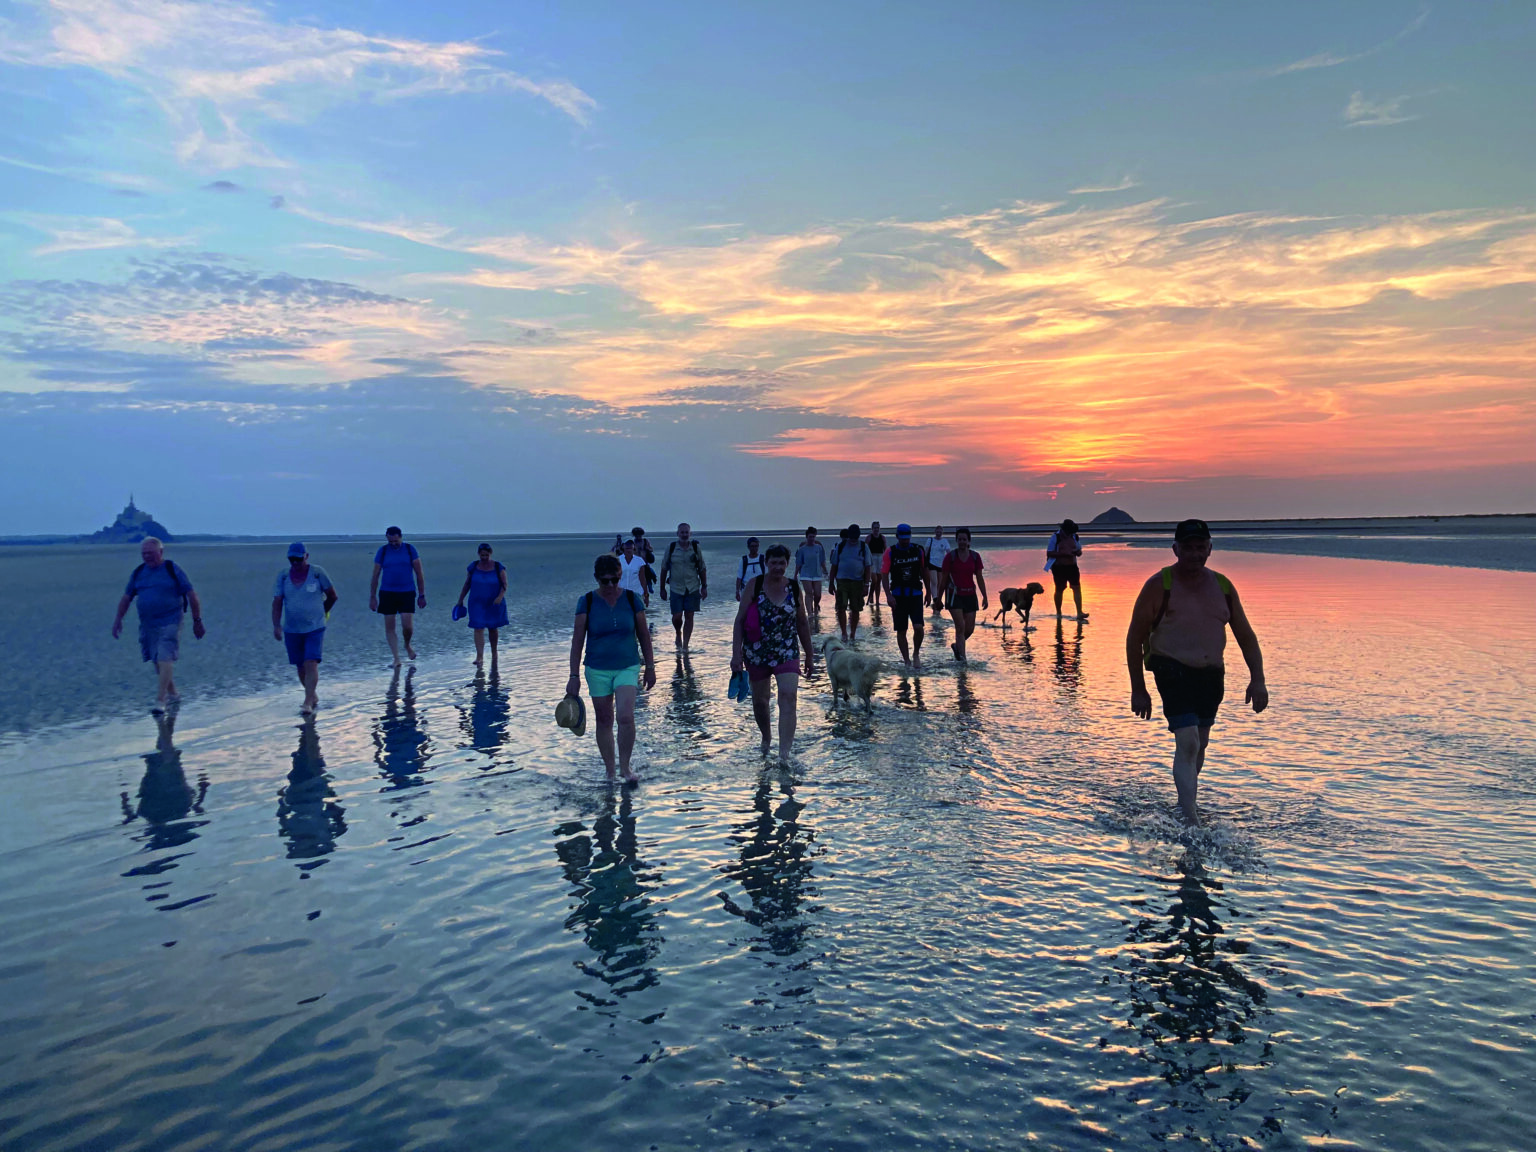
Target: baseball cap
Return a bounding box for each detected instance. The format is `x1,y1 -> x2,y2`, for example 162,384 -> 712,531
287,541 -> 307,558
896,523 -> 912,537
1174,518 -> 1211,541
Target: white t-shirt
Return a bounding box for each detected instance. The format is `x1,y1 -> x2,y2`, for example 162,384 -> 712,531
738,554 -> 765,583
926,536 -> 952,566
618,554 -> 648,595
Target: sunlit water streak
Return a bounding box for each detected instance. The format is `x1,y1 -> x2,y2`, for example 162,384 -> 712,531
0,545 -> 1533,1151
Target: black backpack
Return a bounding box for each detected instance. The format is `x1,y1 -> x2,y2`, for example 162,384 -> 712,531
666,538 -> 703,573
130,559 -> 189,611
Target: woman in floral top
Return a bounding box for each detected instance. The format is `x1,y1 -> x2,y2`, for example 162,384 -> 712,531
731,543 -> 815,759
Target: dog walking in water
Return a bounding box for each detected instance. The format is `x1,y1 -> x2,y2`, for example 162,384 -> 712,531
994,582 -> 1046,630
819,637 -> 879,710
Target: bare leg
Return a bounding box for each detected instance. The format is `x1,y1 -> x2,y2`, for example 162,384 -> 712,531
384,614 -> 401,666
776,672 -> 798,757
749,675 -> 773,754
1054,585 -> 1065,616
682,610 -> 696,650
487,627 -> 499,671
836,596 -> 848,641
895,624 -> 911,665
614,685 -> 639,782
1072,581 -> 1086,620
401,613 -> 416,660
155,659 -> 175,705
473,628 -> 485,664
911,622 -> 924,666
848,609 -> 861,642
950,608 -> 969,659
1171,725 -> 1211,825
672,613 -> 684,646
300,660 -> 320,713
592,693 -> 617,779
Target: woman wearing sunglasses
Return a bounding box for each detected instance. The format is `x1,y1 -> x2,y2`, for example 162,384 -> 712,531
568,554 -> 657,784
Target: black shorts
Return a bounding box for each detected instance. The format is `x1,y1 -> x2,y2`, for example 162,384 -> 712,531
949,591 -> 979,614
377,590 -> 417,615
1052,563 -> 1080,590
1147,655 -> 1225,731
890,593 -> 924,631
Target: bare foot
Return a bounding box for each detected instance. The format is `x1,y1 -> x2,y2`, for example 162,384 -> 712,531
405,644 -> 417,661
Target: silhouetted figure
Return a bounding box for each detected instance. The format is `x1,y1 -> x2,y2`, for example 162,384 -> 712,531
719,771 -> 821,958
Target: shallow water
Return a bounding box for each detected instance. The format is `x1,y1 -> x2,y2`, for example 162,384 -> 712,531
1,545 -> 1533,1151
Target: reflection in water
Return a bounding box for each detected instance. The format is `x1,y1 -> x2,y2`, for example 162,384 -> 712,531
460,670 -> 510,758
719,770 -> 820,958
553,789 -> 664,1008
276,719 -> 346,874
120,711 -> 208,851
374,667 -> 431,787
954,666 -> 979,715
892,673 -> 928,712
999,629 -> 1035,666
667,651 -> 708,736
1113,852 -> 1277,1139
1052,619 -> 1083,696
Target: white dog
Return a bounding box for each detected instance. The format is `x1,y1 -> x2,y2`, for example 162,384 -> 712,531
820,637 -> 879,710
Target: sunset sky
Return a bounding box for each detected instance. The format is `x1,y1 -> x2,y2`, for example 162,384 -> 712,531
2,0 -> 1532,534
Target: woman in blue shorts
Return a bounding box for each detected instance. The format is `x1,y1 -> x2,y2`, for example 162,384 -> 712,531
568,554 -> 657,784
456,542 -> 509,668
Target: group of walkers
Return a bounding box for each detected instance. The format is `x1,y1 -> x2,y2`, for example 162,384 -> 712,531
113,517 -> 1267,825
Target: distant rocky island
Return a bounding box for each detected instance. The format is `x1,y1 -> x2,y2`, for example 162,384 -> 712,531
87,497 -> 172,543
1089,507 -> 1135,525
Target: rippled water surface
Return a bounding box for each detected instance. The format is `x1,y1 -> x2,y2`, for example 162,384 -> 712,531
1,543 -> 1533,1151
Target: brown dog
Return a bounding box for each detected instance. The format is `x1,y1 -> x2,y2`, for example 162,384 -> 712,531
994,582 -> 1046,629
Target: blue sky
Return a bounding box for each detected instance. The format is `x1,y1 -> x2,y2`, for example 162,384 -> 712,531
1,0 -> 1532,534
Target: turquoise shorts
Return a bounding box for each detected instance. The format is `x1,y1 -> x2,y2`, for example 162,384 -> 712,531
585,663 -> 641,697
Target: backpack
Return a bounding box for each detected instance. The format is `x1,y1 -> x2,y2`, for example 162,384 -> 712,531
584,589 -> 646,642
1144,567 -> 1234,667
665,538 -> 703,575
131,559 -> 189,611
740,553 -> 765,582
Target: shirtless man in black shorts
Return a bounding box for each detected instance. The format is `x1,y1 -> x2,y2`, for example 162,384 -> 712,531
1125,519 -> 1269,826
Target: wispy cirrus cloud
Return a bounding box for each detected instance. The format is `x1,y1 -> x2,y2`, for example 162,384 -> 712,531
0,0 -> 597,168
1069,176 -> 1140,195
8,213 -> 191,255
1267,4 -> 1430,76
1343,91 -> 1418,127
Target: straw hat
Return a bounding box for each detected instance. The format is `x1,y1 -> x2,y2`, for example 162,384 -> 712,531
555,693 -> 586,736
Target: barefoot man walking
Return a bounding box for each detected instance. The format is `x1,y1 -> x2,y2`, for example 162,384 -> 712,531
1125,519 -> 1269,826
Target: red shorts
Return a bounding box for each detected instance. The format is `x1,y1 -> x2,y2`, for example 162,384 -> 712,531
748,658 -> 800,682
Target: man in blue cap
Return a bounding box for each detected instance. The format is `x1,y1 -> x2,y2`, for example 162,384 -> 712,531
880,524 -> 930,666
272,542 -> 337,715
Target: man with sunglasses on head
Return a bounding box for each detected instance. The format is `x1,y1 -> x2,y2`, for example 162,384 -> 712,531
273,542 -> 337,716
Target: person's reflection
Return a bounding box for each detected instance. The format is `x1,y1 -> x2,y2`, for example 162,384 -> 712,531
276,718 -> 347,874
718,769 -> 820,957
954,665 -> 979,715
461,670 -> 510,760
374,666 -> 430,787
1051,618 -> 1083,695
666,651 -> 707,731
553,788 -> 664,1005
121,710 -> 208,851
1114,852 -> 1272,1118
892,673 -> 928,712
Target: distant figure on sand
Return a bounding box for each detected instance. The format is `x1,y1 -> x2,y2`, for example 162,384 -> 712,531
1046,518 -> 1088,621
732,544 -> 815,759
658,522 -> 708,651
865,521 -> 888,605
628,527 -> 657,596
794,527 -> 827,614
881,524 -> 930,666
937,528 -> 987,661
1125,519 -> 1268,826
369,526 -> 426,666
112,536 -> 205,713
455,543 -> 508,669
736,537 -> 765,601
273,542 -> 337,716
617,537 -> 651,606
829,524 -> 873,642
926,526 -> 952,613
569,554 -> 657,784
